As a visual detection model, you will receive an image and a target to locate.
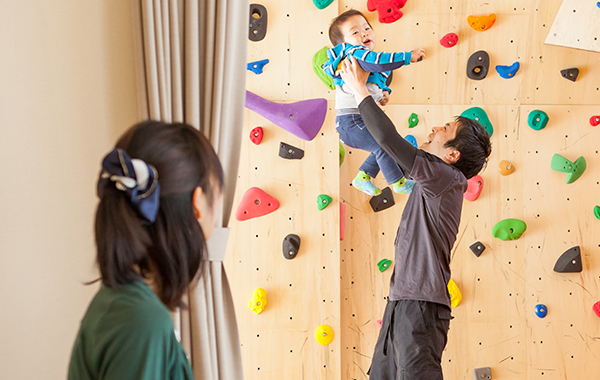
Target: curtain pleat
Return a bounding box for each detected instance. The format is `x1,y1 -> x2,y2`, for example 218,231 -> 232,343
134,0 -> 247,378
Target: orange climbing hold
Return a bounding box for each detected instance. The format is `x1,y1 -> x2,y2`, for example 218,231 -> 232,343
235,187 -> 280,221
498,160 -> 515,175
467,13 -> 496,31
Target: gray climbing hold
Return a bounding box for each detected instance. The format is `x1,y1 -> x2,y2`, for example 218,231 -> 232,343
279,142 -> 304,160
369,187 -> 395,212
470,241 -> 486,257
553,246 -> 582,273
473,367 -> 492,380
283,234 -> 301,260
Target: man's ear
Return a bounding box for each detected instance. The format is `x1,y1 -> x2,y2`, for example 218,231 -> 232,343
192,187 -> 203,220
446,149 -> 461,164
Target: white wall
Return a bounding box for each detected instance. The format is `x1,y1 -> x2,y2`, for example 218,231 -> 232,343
0,1 -> 139,378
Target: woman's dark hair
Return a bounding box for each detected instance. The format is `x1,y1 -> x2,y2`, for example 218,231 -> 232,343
95,120 -> 224,310
329,9 -> 372,46
445,116 -> 492,179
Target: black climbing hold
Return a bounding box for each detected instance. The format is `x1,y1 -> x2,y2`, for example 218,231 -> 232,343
279,142 -> 304,160
249,4 -> 268,42
385,71 -> 393,87
560,68 -> 579,82
553,246 -> 582,273
470,241 -> 486,257
473,367 -> 492,380
369,187 -> 395,212
466,50 -> 490,80
283,234 -> 301,260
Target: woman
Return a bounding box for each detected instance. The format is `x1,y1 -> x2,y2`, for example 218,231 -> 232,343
68,120 -> 224,379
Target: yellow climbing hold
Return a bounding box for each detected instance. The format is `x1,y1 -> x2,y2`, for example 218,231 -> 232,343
314,324 -> 334,345
447,279 -> 462,308
249,288 -> 267,315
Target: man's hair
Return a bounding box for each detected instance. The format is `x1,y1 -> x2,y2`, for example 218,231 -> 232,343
328,9 -> 372,46
445,116 -> 492,179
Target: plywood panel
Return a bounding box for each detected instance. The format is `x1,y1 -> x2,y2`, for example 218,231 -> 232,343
545,0 -> 600,53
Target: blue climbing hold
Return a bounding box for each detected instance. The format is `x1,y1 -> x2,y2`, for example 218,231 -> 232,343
597,1 -> 600,8
247,59 -> 269,74
496,61 -> 520,79
405,135 -> 418,148
535,304 -> 548,318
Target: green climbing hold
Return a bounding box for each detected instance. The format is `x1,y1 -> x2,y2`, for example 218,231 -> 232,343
460,107 -> 493,137
527,110 -> 549,130
377,259 -> 392,272
317,194 -> 333,210
594,205 -> 600,220
550,154 -> 586,184
492,218 -> 527,241
408,113 -> 419,128
313,47 -> 335,90
339,142 -> 346,167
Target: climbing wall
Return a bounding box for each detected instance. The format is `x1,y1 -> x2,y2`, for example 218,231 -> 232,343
545,0 -> 600,53
227,0 -> 600,379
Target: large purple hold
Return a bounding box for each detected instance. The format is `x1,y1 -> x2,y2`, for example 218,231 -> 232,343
245,91 -> 327,141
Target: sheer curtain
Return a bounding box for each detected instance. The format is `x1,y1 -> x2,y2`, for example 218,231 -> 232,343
132,0 -> 247,378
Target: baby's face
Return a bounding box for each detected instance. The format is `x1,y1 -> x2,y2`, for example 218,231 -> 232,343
341,15 -> 376,50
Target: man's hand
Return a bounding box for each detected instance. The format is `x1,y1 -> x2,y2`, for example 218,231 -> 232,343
340,56 -> 371,105
411,48 -> 426,63
379,91 -> 390,106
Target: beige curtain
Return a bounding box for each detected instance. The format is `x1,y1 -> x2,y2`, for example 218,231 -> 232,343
132,0 -> 247,378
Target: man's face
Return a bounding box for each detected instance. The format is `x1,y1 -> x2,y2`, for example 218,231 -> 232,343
341,15 -> 376,50
419,121 -> 461,164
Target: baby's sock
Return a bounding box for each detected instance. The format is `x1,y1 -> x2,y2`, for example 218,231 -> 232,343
352,171 -> 382,196
392,177 -> 415,194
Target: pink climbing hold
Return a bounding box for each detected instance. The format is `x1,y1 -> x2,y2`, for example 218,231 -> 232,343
439,33 -> 458,48
594,301 -> 600,318
340,202 -> 346,241
235,187 -> 280,221
245,91 -> 327,141
367,0 -> 407,24
590,115 -> 600,127
375,319 -> 383,329
464,175 -> 483,201
250,126 -> 263,145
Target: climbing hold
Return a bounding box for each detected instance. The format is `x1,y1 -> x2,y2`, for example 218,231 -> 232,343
247,59 -> 269,74
249,288 -> 267,315
460,107 -> 493,137
375,320 -> 383,329
250,126 -> 263,145
367,0 -> 407,24
248,4 -> 267,42
594,205 -> 600,220
408,113 -> 419,128
473,367 -> 492,380
590,115 -> 600,127
466,50 -> 490,81
470,241 -> 486,257
498,160 -> 515,176
550,154 -> 586,184
313,47 -> 335,90
535,304 -> 547,318
593,301 -> 600,318
527,110 -> 549,130
317,194 -> 333,210
339,142 -> 346,166
496,61 -> 520,79
404,135 -> 418,148
282,234 -> 301,260
245,91 -> 327,141
377,259 -> 392,272
369,187 -> 395,212
553,246 -> 582,273
340,202 -> 346,241
312,0 -> 334,9
439,33 -> 458,48
464,175 -> 483,201
235,187 -> 280,221
447,279 -> 462,308
560,68 -> 579,82
467,13 -> 496,31
492,218 -> 527,241
278,142 -> 304,160
314,324 -> 334,345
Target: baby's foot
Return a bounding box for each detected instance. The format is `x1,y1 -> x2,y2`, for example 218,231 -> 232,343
352,171 -> 382,196
392,177 -> 415,194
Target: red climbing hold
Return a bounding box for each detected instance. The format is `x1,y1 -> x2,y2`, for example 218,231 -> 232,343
464,175 -> 483,201
235,187 -> 280,221
590,115 -> 600,127
439,33 -> 458,48
594,301 -> 600,318
375,319 -> 383,329
250,126 -> 263,145
367,0 -> 407,24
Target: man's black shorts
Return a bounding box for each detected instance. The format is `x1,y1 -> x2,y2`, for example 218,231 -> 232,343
368,300 -> 453,380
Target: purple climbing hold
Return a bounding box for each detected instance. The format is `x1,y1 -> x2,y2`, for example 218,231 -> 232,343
245,91 -> 327,141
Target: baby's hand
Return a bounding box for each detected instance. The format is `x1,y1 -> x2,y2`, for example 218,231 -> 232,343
411,48 -> 426,63
379,91 -> 390,106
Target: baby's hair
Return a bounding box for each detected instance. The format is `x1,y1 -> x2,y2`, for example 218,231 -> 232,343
329,9 -> 372,46
444,116 -> 492,179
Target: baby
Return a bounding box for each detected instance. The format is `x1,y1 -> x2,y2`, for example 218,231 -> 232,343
323,9 -> 425,196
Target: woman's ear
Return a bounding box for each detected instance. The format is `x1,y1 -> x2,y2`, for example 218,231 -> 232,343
446,149 -> 461,164
192,187 -> 203,220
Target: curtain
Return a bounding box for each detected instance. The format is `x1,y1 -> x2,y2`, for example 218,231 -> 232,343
133,0 -> 247,378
